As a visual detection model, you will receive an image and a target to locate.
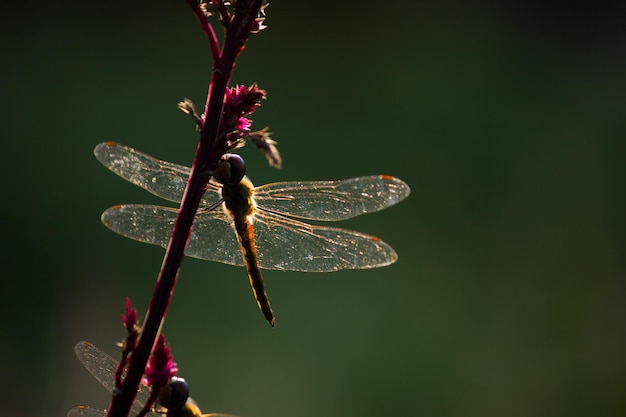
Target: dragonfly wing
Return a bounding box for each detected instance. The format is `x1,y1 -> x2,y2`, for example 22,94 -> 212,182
67,405 -> 106,417
67,405 -> 161,417
74,341 -> 117,393
186,209 -> 245,267
94,142 -> 221,206
253,175 -> 410,221
102,203 -> 399,272
253,210 -> 398,271
102,205 -> 179,252
101,205 -> 245,267
202,414 -> 243,417
74,341 -> 151,416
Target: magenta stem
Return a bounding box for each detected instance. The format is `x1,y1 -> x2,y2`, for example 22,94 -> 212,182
105,2 -> 265,417
184,0 -> 221,63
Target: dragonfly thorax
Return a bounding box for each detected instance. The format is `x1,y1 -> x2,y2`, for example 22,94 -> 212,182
221,177 -> 255,218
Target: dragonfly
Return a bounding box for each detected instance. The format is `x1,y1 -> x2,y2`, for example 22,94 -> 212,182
95,142 -> 410,326
68,341 -> 235,417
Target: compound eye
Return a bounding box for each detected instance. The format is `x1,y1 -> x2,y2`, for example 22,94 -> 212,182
158,376 -> 189,411
213,153 -> 246,185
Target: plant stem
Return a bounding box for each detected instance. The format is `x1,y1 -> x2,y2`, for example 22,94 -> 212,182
184,0 -> 221,63
105,2 -> 265,416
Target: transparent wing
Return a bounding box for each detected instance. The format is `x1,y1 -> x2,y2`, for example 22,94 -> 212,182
251,210 -> 398,271
94,143 -> 410,220
94,142 -> 221,206
101,205 -> 245,267
68,405 -> 106,417
67,405 -> 161,417
102,205 -> 397,271
74,341 -> 151,416
253,175 -> 410,221
202,414 -> 242,417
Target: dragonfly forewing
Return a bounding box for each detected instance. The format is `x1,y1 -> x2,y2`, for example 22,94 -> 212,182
253,175 -> 411,221
94,142 -> 221,207
95,143 -> 410,222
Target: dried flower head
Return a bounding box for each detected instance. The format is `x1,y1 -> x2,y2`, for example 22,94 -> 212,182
199,0 -> 268,34
251,16 -> 267,34
249,127 -> 281,168
200,1 -> 223,17
250,2 -> 269,33
177,98 -> 202,129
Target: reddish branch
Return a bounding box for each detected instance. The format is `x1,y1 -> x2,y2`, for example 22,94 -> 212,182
105,2 -> 266,416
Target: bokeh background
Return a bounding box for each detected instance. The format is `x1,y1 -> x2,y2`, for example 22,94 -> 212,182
2,2 -> 625,417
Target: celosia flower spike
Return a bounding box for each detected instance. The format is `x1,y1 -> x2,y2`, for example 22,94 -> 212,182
144,334 -> 178,389
122,297 -> 138,334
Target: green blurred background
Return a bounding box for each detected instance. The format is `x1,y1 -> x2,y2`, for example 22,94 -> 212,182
2,2 -> 625,417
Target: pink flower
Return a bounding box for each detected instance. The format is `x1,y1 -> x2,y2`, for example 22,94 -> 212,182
144,334 -> 178,389
222,84 -> 266,135
121,297 -> 138,334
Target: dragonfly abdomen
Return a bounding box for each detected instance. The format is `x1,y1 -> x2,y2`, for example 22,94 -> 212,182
233,215 -> 275,327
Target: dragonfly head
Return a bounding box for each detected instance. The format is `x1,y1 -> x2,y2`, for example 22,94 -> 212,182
214,153 -> 246,186
158,376 -> 190,412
